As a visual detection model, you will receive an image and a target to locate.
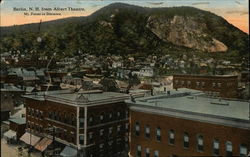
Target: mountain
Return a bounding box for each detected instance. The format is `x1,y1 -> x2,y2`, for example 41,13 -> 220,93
0,3 -> 248,60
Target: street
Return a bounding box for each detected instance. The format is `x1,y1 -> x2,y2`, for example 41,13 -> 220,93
1,123 -> 41,157
1,138 -> 42,157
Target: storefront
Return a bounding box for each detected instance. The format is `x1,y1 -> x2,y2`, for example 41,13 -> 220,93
34,137 -> 53,152
20,132 -> 41,146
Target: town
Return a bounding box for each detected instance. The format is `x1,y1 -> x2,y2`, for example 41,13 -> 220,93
1,48 -> 249,157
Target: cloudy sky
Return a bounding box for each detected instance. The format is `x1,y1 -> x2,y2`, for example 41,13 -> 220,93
0,0 -> 248,33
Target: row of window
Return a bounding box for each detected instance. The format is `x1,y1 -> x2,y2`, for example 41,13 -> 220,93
135,123 -> 248,156
89,123 -> 129,141
27,108 -> 43,119
86,138 -> 129,157
87,111 -> 129,126
99,137 -> 128,149
46,124 -> 75,144
27,121 -> 43,132
174,80 -> 222,88
27,108 -> 128,128
48,111 -> 76,126
137,146 -> 159,157
136,143 -> 248,157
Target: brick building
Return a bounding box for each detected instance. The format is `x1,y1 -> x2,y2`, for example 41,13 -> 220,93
22,90 -> 130,157
3,118 -> 26,143
126,88 -> 250,157
173,74 -> 238,98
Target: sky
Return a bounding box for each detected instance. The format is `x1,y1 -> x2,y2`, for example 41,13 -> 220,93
0,0 -> 249,34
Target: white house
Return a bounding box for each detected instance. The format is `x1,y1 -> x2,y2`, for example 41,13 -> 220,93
132,67 -> 154,77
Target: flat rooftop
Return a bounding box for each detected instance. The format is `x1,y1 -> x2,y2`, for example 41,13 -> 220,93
174,74 -> 237,78
23,89 -> 129,105
127,88 -> 249,121
47,91 -> 129,102
9,117 -> 26,125
22,89 -> 73,101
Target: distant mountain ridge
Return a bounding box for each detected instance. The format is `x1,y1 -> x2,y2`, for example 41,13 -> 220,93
0,3 -> 248,59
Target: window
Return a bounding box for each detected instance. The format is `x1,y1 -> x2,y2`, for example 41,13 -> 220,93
100,114 -> 104,123
125,111 -> 129,118
109,113 -> 112,119
79,118 -> 84,128
88,116 -> 93,125
154,150 -> 159,157
88,132 -> 93,142
54,111 -> 58,120
70,132 -> 75,143
31,109 -> 34,116
226,141 -> 232,156
40,111 -> 43,119
181,81 -> 185,86
52,111 -> 55,119
169,130 -> 175,145
197,135 -> 204,152
213,139 -> 220,155
125,123 -> 129,132
240,144 -> 247,156
117,125 -> 121,132
156,127 -> 161,141
27,108 -> 30,115
125,137 -> 128,142
137,145 -> 141,157
27,122 -> 30,128
201,82 -> 205,88
218,83 -> 221,88
175,80 -> 179,84
100,129 -> 104,137
71,114 -> 75,125
108,140 -> 113,146
187,81 -> 191,87
39,125 -> 43,132
145,148 -> 150,157
183,132 -> 189,148
117,111 -> 121,118
117,138 -> 122,151
145,125 -> 150,138
196,82 -> 200,88
109,127 -> 113,135
212,82 -> 216,88
79,135 -> 84,145
64,113 -> 68,123
135,122 -> 140,136
99,143 -> 104,149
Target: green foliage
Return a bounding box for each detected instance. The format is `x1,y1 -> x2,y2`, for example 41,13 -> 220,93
0,3 -> 248,65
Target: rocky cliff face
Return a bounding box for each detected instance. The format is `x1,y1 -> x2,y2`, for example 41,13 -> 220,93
147,15 -> 228,52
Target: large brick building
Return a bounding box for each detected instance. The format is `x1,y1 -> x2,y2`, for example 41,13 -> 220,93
173,74 -> 238,98
23,90 -> 130,157
127,88 -> 250,157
